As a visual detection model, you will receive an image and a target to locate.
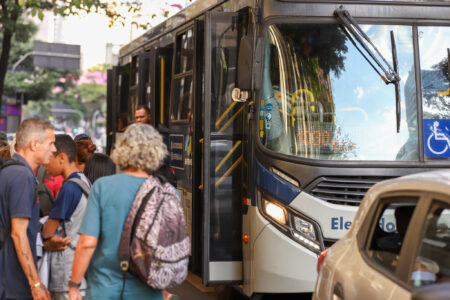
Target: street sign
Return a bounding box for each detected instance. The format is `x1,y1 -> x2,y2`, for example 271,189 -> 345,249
33,42 -> 80,70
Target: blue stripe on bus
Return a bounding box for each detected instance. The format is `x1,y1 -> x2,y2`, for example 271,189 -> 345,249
255,160 -> 301,205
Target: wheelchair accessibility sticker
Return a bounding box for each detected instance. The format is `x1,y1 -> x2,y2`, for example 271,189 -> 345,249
424,119 -> 450,157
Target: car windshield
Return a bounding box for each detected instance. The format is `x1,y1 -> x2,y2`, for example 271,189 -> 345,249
260,23 -> 418,160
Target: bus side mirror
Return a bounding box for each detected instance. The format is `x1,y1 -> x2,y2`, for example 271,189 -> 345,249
233,35 -> 253,102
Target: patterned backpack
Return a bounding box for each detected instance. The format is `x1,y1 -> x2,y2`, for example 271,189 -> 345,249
118,174 -> 190,294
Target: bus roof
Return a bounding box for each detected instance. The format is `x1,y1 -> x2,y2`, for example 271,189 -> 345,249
118,0 -> 450,63
118,0 -> 242,62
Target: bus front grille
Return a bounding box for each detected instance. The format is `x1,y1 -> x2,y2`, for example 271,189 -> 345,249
309,176 -> 394,206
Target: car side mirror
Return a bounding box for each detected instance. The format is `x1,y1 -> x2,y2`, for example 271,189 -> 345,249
233,34 -> 253,102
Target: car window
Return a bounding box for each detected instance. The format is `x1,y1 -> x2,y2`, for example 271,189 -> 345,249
366,199 -> 418,273
410,202 -> 450,287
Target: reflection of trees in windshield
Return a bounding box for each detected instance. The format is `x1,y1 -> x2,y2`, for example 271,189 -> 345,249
422,57 -> 450,119
277,24 -> 348,77
263,24 -> 359,159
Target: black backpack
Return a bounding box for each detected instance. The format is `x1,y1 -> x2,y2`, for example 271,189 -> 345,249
36,165 -> 55,217
0,158 -> 26,250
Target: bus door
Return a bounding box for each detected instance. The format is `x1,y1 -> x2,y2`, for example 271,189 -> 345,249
106,65 -> 129,153
138,51 -> 151,113
145,46 -> 172,150
202,11 -> 244,284
168,26 -> 196,276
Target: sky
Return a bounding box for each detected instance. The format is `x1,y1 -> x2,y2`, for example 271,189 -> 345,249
35,0 -> 193,70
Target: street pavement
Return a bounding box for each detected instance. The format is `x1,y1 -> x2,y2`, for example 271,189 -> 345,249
169,274 -> 312,300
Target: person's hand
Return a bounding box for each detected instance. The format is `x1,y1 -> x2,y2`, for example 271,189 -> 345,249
43,236 -> 71,251
69,286 -> 83,300
31,283 -> 50,300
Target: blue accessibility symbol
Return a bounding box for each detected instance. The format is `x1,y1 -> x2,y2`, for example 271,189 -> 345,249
424,119 -> 450,157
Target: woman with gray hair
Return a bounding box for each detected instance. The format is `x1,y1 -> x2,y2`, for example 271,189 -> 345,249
68,124 -> 166,300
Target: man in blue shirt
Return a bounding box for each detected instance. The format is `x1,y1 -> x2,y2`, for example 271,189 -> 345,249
0,118 -> 56,300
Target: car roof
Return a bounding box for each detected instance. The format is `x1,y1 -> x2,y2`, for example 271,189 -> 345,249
371,169 -> 450,198
351,169 -> 450,235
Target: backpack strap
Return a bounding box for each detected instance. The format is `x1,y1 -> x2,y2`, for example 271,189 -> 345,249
61,177 -> 90,244
66,178 -> 91,197
0,159 -> 25,170
118,184 -> 156,300
36,165 -> 46,182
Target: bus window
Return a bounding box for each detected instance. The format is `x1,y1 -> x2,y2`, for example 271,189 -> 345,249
419,26 -> 450,160
171,75 -> 193,121
129,55 -> 139,121
156,48 -> 172,127
176,29 -> 194,74
211,20 -> 242,134
171,29 -> 194,121
260,24 -> 417,161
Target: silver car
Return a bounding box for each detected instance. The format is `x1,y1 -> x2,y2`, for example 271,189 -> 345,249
313,170 -> 450,300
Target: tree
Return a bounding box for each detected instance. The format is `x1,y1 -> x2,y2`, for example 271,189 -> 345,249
0,0 -> 145,109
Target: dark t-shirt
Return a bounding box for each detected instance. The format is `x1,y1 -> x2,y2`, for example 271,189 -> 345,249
0,153 -> 40,299
49,172 -> 83,221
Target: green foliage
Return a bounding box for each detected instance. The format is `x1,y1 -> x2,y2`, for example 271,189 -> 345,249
0,0 -> 148,109
0,20 -> 37,69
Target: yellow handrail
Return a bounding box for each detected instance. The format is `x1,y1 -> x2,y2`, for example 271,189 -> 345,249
218,105 -> 245,133
215,156 -> 243,188
215,102 -> 237,128
215,140 -> 242,173
290,88 -> 314,127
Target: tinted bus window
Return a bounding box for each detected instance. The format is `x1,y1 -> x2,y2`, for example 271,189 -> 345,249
170,75 -> 193,121
176,29 -> 194,74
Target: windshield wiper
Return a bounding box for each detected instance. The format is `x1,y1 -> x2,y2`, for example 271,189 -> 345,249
391,31 -> 401,133
334,7 -> 402,132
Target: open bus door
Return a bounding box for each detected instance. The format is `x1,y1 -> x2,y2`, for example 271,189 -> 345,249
106,65 -> 129,154
202,11 -> 245,285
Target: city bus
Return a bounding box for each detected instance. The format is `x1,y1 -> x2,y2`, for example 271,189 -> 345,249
106,0 -> 450,297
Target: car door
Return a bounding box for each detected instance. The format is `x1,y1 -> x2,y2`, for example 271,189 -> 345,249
339,194 -> 422,300
402,195 -> 450,298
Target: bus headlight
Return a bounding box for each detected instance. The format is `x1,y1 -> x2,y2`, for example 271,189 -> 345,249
264,200 -> 287,225
292,215 -> 316,240
291,215 -> 321,252
260,195 -> 323,254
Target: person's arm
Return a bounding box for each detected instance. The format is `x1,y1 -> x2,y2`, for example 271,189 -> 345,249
42,218 -> 71,251
69,234 -> 98,300
42,218 -> 60,239
11,218 -> 50,300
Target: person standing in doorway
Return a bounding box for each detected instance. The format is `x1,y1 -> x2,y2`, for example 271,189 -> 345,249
135,105 -> 151,124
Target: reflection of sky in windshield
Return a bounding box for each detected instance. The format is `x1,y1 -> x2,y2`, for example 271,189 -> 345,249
419,26 -> 450,122
419,27 -> 450,69
331,25 -> 414,160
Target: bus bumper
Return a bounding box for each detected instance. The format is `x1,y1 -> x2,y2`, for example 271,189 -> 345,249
250,208 -> 318,293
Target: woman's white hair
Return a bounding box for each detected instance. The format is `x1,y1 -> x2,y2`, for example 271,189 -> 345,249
112,123 -> 168,172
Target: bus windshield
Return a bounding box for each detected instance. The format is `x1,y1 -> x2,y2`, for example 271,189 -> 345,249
260,23 -> 419,160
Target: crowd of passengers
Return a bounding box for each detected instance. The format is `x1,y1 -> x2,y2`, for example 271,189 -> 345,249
0,105 -> 180,300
